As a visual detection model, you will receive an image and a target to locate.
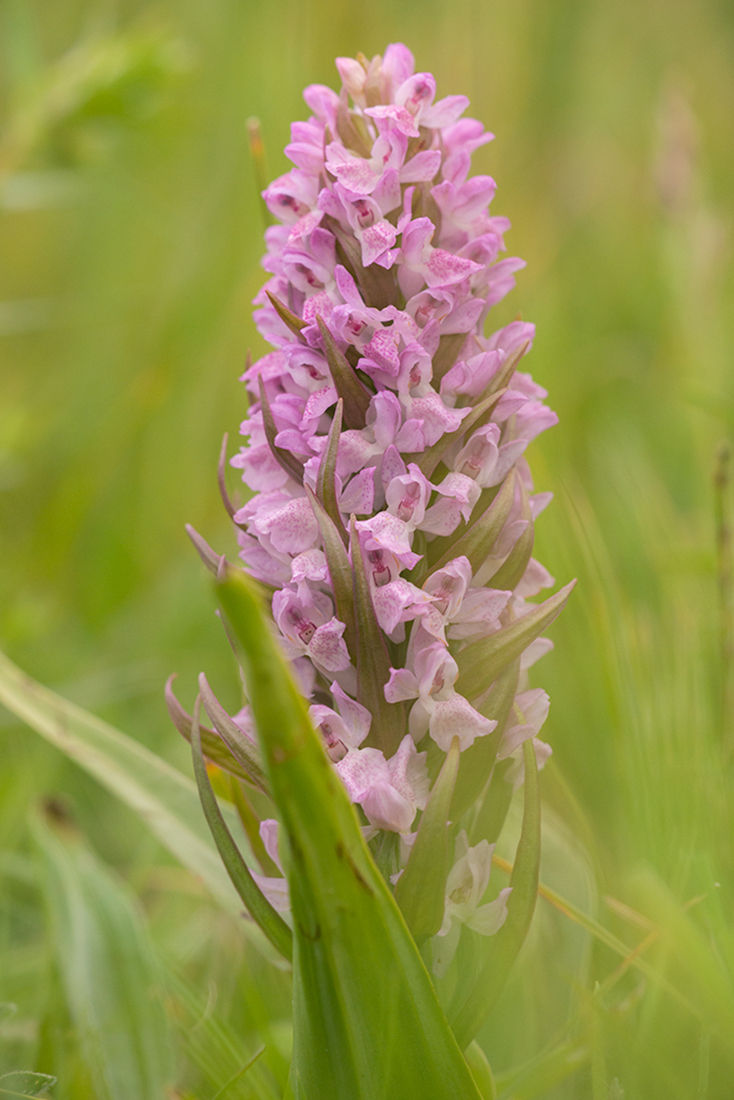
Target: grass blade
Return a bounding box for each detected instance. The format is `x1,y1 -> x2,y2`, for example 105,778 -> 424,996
32,808 -> 173,1100
0,649 -> 282,962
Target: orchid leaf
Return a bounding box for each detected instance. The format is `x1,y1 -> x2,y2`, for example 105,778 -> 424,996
316,316 -> 370,428
464,1043 -> 497,1100
394,737 -> 460,941
196,672 -> 269,792
306,487 -> 357,658
265,289 -> 306,335
315,397 -> 346,538
430,470 -> 517,575
216,568 -> 484,1100
486,521 -> 535,591
470,758 -> 515,847
185,522 -> 227,575
331,222 -> 399,310
189,695 -> 293,961
349,518 -> 405,756
0,649 -> 282,963
165,672 -> 262,786
450,739 -> 541,1049
457,581 -> 576,701
0,1073 -> 57,1098
452,659 -> 520,820
432,332 -> 469,382
217,432 -> 240,520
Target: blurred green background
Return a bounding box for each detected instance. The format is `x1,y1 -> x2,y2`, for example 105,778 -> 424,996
1,0 -> 733,1096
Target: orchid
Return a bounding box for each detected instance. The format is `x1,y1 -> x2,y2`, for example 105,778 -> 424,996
178,42 -> 573,1097
208,39 -> 576,923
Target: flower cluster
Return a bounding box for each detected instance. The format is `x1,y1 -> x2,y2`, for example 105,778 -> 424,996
228,45 -> 559,909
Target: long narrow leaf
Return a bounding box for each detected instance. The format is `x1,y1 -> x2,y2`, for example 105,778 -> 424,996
316,398 -> 346,537
452,659 -> 520,820
457,582 -> 576,701
265,289 -> 307,335
217,433 -> 240,521
306,486 -> 357,659
165,673 -> 260,785
486,521 -> 535,591
196,672 -> 269,792
217,568 -> 484,1100
349,517 -> 405,755
316,316 -> 370,428
394,737 -> 460,941
0,1073 -> 56,1098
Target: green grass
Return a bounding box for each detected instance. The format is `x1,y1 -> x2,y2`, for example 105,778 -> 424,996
1,0 -> 733,1095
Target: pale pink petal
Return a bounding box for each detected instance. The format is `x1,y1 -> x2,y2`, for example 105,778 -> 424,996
421,94 -> 470,129
364,104 -> 420,137
381,43 -> 415,92
331,681 -> 371,746
335,746 -> 388,799
424,247 -> 482,289
260,819 -> 283,872
256,496 -> 319,554
429,693 -> 496,752
384,666 -> 419,703
467,887 -> 513,936
395,72 -> 436,116
359,220 -> 398,266
339,467 -> 376,515
399,149 -> 442,183
356,511 -> 421,569
387,734 -> 430,810
309,618 -> 352,672
422,558 -> 472,617
310,703 -> 353,760
251,872 -> 291,912
335,57 -> 366,99
372,578 -> 432,634
330,156 -> 379,195
362,784 -> 415,833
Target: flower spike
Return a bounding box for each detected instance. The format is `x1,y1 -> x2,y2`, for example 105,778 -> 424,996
184,44 -> 574,1007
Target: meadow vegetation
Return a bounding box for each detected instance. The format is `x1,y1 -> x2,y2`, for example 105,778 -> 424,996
1,1 -> 733,1096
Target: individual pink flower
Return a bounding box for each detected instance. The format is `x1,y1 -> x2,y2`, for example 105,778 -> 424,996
385,642 -> 496,751
432,831 -> 512,976
272,586 -> 351,673
335,734 -> 430,834
310,683 -> 372,761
